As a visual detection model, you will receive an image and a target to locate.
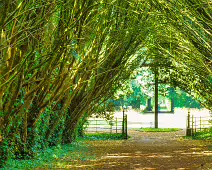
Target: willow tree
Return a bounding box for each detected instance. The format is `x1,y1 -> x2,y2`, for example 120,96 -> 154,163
138,0 -> 212,111
100,0 -> 211,128
149,0 -> 212,110
61,0 -> 152,143
0,0 -> 151,165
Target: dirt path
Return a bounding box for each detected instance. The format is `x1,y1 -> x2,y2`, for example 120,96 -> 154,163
65,130 -> 212,170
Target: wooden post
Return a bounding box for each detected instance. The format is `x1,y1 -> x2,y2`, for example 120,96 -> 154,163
192,115 -> 194,136
200,116 -> 202,131
187,111 -> 190,128
122,109 -> 125,136
125,114 -> 128,139
154,69 -> 159,128
116,118 -> 118,133
195,117 -> 197,133
186,110 -> 192,136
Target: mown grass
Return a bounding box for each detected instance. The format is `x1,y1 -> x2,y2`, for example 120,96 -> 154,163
135,128 -> 181,132
82,133 -> 124,140
2,133 -> 123,170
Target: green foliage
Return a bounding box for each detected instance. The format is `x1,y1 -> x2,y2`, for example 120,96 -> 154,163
126,80 -> 147,108
1,1 -> 149,165
1,142 -> 89,170
108,70 -> 202,110
91,100 -> 116,120
76,113 -> 89,138
191,128 -> 212,140
168,88 -> 202,109
192,132 -> 212,140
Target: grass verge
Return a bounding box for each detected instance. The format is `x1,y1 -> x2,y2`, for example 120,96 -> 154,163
191,131 -> 212,140
134,128 -> 181,132
81,133 -> 125,140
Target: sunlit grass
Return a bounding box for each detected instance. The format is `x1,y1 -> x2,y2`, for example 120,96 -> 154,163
134,128 -> 181,132
81,133 -> 124,140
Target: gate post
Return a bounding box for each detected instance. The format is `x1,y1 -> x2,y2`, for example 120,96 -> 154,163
186,110 -> 192,136
116,118 -> 118,133
122,109 -> 125,136
192,115 -> 194,136
124,114 -> 128,139
195,117 -> 197,133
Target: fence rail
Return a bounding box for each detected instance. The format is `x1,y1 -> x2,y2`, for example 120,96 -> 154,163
186,112 -> 212,136
84,115 -> 128,138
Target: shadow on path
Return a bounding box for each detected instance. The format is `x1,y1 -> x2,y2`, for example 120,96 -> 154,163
51,130 -> 212,170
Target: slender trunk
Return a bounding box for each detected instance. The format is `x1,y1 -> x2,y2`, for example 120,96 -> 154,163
154,69 -> 159,128
147,98 -> 152,111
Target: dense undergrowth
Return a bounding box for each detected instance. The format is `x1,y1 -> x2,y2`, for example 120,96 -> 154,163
192,131 -> 212,140
1,133 -> 124,170
1,141 -> 89,170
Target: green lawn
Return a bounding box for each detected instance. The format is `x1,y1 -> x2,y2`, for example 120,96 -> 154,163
134,128 -> 181,132
82,133 -> 124,140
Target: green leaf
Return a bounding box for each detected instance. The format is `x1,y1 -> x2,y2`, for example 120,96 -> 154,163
72,50 -> 82,62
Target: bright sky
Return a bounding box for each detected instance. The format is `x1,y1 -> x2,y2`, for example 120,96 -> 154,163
114,108 -> 211,129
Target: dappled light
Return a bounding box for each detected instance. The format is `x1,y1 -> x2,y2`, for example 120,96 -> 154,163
102,153 -> 173,159
181,151 -> 212,156
135,168 -> 156,170
37,130 -> 212,169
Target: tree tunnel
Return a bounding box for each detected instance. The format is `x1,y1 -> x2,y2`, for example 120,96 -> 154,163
0,0 -> 211,166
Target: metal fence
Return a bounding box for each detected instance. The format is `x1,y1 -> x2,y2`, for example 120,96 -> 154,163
186,112 -> 212,136
84,115 -> 128,138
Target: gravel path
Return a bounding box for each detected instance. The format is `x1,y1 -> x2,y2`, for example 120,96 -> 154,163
68,130 -> 212,170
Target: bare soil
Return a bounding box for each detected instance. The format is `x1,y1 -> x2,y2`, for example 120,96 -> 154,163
67,130 -> 212,170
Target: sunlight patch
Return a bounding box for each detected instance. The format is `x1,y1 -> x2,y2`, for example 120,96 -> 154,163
103,155 -> 130,158
190,147 -> 202,151
147,154 -> 172,158
181,151 -> 212,156
135,167 -> 156,170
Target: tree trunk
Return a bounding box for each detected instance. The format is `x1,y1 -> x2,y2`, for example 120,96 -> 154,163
147,98 -> 152,111
154,69 -> 159,128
